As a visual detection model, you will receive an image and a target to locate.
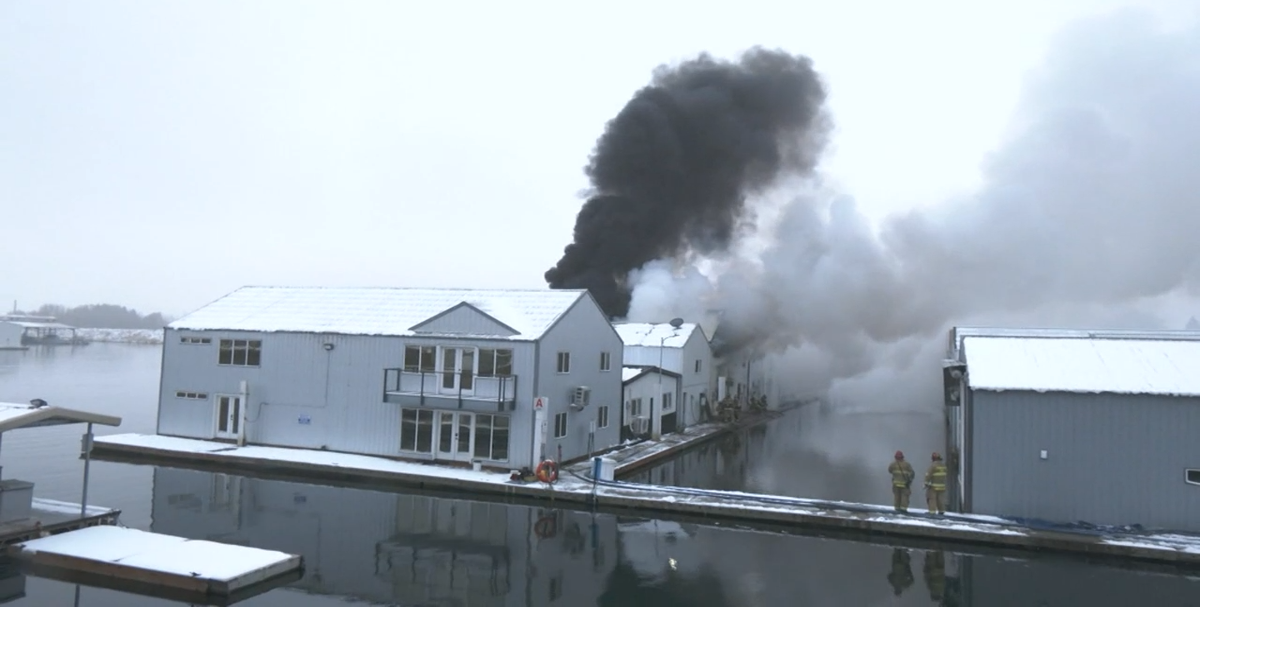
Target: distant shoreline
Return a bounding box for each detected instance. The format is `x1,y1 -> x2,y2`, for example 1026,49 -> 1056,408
76,327 -> 163,345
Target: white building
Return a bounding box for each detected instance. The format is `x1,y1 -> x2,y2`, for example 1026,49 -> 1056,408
613,321 -> 715,433
154,286 -> 623,470
621,365 -> 682,438
0,321 -> 23,350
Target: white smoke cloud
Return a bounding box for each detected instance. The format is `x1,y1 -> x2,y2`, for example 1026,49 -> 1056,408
623,7 -> 1200,412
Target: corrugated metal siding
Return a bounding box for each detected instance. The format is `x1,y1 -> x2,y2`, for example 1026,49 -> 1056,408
413,304 -> 518,337
157,328 -> 536,462
969,390 -> 1199,531
538,297 -> 624,462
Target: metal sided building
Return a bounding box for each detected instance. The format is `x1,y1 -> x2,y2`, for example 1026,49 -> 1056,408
943,328 -> 1200,532
155,286 -> 624,471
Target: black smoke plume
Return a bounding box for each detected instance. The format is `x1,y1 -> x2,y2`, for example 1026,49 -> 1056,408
544,47 -> 832,318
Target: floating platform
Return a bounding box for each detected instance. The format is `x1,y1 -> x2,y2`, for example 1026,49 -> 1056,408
6,525 -> 304,606
0,498 -> 120,546
90,419 -> 1199,568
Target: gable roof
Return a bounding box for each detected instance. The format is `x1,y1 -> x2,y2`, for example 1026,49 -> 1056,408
613,322 -> 704,348
168,286 -> 587,341
962,335 -> 1199,397
621,365 -> 682,386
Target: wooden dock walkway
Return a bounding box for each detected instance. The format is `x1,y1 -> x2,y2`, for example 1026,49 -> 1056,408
7,525 -> 304,606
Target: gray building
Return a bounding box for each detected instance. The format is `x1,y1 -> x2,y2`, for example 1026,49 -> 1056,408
943,327 -> 1199,532
155,286 -> 623,470
613,321 -> 716,429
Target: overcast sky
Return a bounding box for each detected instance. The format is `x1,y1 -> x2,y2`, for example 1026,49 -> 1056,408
1,0 -> 1198,317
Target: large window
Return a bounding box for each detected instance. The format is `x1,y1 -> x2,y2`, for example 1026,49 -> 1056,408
662,392 -> 673,410
218,339 -> 261,367
400,408 -> 434,453
478,348 -> 514,377
404,345 -> 437,373
554,412 -> 568,438
596,405 -> 609,429
556,351 -> 570,374
474,414 -> 511,461
627,398 -> 642,417
599,352 -> 611,371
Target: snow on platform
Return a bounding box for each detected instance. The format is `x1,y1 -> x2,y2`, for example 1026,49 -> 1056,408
95,432 -> 518,486
90,429 -> 1199,566
962,335 -> 1199,396
8,525 -> 303,599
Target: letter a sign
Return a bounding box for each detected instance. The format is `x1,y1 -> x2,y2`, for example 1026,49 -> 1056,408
534,397 -> 547,411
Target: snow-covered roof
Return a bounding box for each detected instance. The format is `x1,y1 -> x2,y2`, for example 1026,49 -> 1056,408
962,336 -> 1199,397
3,320 -> 77,329
622,367 -> 646,383
620,365 -> 680,386
613,322 -> 702,348
0,402 -> 123,432
167,286 -> 588,341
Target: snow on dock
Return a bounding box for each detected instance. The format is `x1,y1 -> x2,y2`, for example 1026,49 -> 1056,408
7,525 -> 303,604
90,431 -> 1199,566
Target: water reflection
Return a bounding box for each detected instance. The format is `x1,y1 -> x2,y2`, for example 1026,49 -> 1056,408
626,403 -> 946,506
147,467 -> 1197,607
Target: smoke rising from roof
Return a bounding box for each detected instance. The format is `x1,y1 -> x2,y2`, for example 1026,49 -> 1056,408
625,8 -> 1200,407
544,48 -> 832,319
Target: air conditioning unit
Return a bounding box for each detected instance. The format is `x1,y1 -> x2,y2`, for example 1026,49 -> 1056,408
629,416 -> 650,435
570,385 -> 591,410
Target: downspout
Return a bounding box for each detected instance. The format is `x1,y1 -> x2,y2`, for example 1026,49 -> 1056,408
531,338 -> 541,470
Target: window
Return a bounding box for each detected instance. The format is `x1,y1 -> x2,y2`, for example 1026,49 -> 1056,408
180,336 -> 211,345
554,412 -> 568,438
404,345 -> 437,373
695,359 -> 702,373
597,405 -> 609,429
474,413 -> 511,461
176,391 -> 207,400
218,339 -> 261,367
400,409 -> 433,453
662,392 -> 673,410
556,351 -> 570,374
627,398 -> 642,417
599,352 -> 611,371
1185,468 -> 1199,485
478,349 -> 514,377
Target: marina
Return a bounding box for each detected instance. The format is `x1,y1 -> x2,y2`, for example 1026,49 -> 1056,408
90,422 -> 1199,567
1,400 -> 306,605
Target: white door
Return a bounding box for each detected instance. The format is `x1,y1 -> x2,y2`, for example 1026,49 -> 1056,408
435,411 -> 474,459
439,347 -> 476,396
214,394 -> 244,440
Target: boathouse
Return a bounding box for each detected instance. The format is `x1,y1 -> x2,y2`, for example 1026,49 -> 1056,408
943,327 -> 1200,532
613,321 -> 714,433
620,365 -> 682,439
151,286 -> 623,470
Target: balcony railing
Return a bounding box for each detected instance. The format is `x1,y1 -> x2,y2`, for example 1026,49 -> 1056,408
383,368 -> 518,412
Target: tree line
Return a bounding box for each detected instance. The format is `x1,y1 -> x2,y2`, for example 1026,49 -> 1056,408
12,304 -> 171,329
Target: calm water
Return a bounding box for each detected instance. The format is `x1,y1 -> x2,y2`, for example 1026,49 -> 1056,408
0,344 -> 1199,607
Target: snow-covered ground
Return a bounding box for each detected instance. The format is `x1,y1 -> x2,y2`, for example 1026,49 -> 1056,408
77,328 -> 163,344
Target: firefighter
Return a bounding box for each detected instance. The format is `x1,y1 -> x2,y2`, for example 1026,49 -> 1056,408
887,548 -> 915,597
924,550 -> 946,603
889,451 -> 914,512
924,452 -> 947,515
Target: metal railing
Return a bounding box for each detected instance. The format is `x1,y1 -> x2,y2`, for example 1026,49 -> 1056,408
383,368 -> 518,410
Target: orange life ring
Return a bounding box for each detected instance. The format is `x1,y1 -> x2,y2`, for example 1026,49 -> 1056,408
534,515 -> 557,539
536,459 -> 559,483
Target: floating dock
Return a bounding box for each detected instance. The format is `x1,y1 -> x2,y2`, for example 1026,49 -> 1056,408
90,425 -> 1199,567
0,498 -> 120,545
6,525 -> 304,606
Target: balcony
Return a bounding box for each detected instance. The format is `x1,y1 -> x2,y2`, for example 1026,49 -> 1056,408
383,368 -> 518,413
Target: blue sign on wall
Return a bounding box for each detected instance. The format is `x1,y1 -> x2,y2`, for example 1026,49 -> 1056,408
298,414 -> 311,425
